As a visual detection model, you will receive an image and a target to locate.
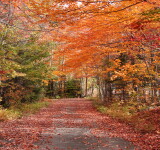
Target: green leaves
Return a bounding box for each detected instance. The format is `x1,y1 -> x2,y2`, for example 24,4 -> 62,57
0,25 -> 55,106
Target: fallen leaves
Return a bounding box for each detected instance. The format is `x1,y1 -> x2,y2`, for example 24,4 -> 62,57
0,99 -> 160,149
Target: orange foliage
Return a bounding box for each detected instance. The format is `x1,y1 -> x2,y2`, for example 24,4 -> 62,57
3,0 -> 158,82
45,0 -> 159,81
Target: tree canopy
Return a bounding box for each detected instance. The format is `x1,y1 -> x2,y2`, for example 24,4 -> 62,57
0,0 -> 159,105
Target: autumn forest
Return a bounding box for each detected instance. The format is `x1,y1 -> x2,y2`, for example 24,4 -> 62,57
0,0 -> 160,149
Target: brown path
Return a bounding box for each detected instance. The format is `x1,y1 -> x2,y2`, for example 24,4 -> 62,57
0,98 -> 137,150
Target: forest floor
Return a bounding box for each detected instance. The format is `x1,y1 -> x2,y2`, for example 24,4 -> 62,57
0,98 -> 159,150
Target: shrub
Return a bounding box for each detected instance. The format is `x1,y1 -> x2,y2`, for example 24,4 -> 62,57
94,99 -> 158,133
0,101 -> 49,122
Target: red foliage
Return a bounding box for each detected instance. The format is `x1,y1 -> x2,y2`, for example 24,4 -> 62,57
130,21 -> 144,30
0,71 -> 6,74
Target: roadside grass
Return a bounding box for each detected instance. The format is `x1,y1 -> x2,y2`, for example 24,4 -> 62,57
93,99 -> 160,133
0,100 -> 50,122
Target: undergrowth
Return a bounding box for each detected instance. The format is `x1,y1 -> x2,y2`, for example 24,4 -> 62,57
93,99 -> 160,133
0,100 -> 50,121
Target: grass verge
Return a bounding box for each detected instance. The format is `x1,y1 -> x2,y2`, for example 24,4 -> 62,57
0,100 -> 50,122
93,100 -> 160,134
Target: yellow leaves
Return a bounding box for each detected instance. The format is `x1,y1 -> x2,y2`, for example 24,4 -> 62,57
0,75 -> 7,82
23,0 -> 159,84
105,68 -> 115,73
11,71 -> 26,78
113,59 -> 121,67
43,80 -> 49,85
108,62 -> 151,82
52,71 -> 65,76
100,68 -> 114,77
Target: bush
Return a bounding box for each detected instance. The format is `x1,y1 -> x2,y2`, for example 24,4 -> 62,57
0,101 -> 49,122
94,99 -> 157,133
0,109 -> 8,121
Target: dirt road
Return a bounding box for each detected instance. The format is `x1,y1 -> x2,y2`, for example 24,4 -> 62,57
0,99 -> 137,150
